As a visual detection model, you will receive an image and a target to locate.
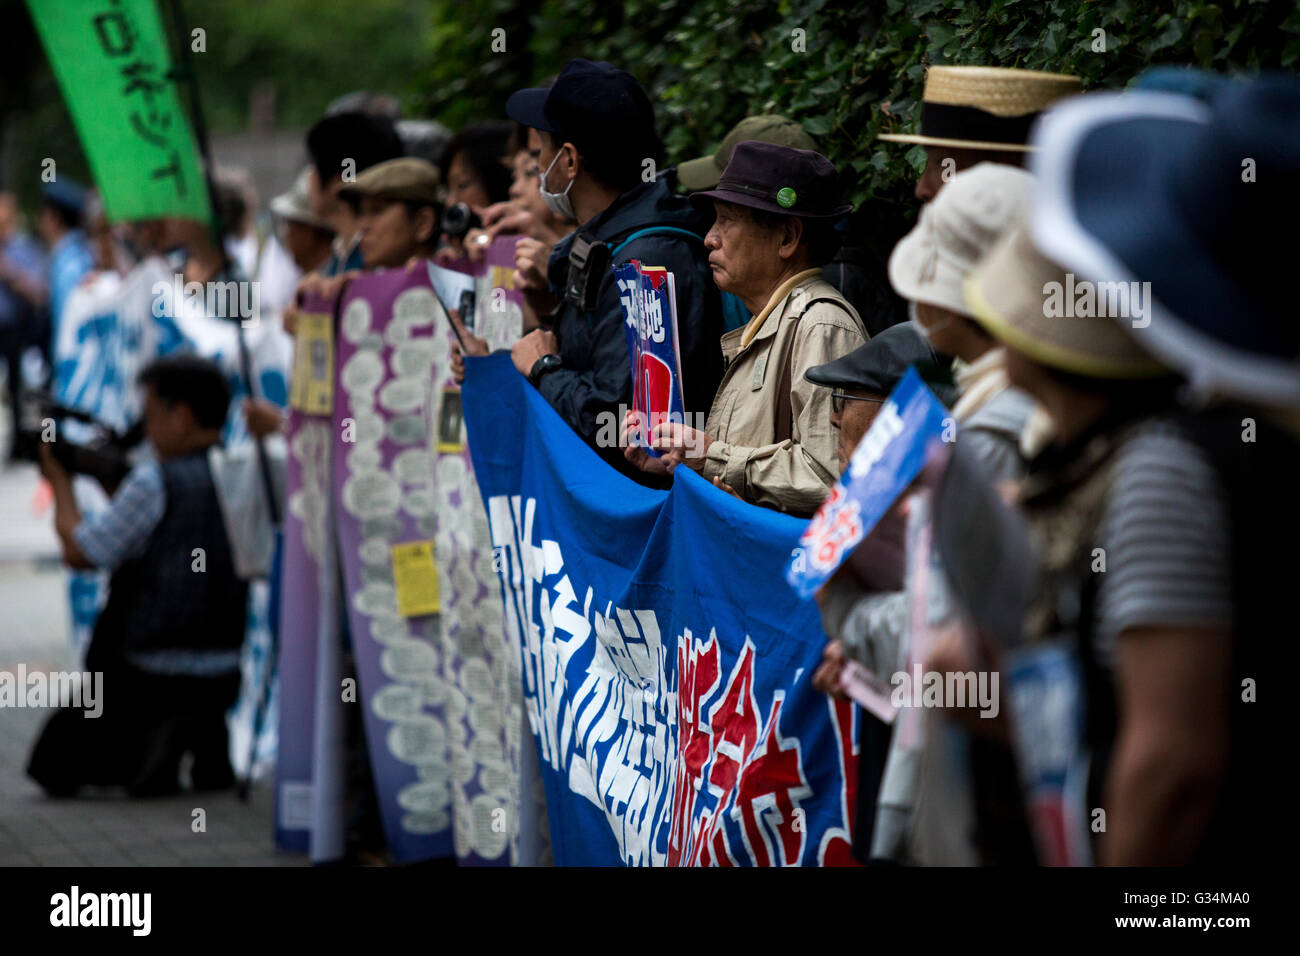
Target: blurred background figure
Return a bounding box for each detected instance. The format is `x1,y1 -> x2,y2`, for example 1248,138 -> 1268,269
38,179 -> 93,367
436,121 -> 512,259
439,121 -> 512,209
396,118 -> 453,168
216,166 -> 261,283
0,190 -> 47,461
304,112 -> 406,276
270,167 -> 336,275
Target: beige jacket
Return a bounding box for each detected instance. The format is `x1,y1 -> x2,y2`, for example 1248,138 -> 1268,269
700,269 -> 867,516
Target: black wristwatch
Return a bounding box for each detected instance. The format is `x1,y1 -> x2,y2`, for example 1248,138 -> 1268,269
528,353 -> 562,386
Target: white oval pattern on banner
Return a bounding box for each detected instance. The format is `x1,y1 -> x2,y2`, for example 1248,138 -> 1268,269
392,287 -> 438,327
401,809 -> 450,834
402,487 -> 436,519
354,581 -> 400,620
391,339 -> 437,378
342,469 -> 401,519
372,683 -> 424,722
370,617 -> 411,645
380,637 -> 439,680
387,413 -> 427,445
347,443 -> 382,473
341,299 -> 372,343
341,349 -> 384,393
393,447 -> 433,485
359,535 -> 391,567
379,376 -> 427,413
387,715 -> 447,763
397,779 -> 448,814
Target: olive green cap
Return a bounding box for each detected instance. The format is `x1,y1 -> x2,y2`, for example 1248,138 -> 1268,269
337,157 -> 441,206
676,115 -> 820,191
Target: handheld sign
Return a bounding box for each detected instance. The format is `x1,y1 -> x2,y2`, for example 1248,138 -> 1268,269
615,260 -> 686,457
787,367 -> 950,598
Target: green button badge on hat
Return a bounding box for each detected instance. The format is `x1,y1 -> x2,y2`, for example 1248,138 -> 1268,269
776,187 -> 797,208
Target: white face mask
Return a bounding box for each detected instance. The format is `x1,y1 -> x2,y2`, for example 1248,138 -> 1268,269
538,148 -> 576,221
909,300 -> 955,346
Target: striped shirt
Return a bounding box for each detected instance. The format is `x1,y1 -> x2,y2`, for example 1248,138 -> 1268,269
1094,420 -> 1233,665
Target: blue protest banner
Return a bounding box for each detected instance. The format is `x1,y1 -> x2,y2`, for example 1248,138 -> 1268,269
463,353 -> 859,866
786,367 -> 950,598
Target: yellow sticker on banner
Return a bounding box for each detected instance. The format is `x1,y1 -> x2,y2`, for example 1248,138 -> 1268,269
391,540 -> 440,617
489,265 -> 515,291
290,312 -> 334,415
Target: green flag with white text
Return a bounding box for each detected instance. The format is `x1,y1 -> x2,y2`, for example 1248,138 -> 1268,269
26,0 -> 213,225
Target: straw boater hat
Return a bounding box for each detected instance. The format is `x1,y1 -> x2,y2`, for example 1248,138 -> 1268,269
879,66 -> 1083,152
964,223 -> 1166,379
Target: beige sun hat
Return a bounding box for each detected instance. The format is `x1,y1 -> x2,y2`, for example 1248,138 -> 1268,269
270,167 -> 333,232
878,66 -> 1083,152
964,222 -> 1167,379
888,162 -> 1033,315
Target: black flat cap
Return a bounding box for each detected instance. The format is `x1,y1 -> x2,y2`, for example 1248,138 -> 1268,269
805,322 -> 945,395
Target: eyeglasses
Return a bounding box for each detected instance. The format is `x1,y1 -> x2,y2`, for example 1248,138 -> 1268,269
830,390 -> 885,415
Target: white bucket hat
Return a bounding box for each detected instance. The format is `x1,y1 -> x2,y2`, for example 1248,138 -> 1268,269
270,166 -> 333,232
888,161 -> 1034,316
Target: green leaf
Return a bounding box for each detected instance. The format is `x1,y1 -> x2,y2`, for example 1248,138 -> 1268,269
803,114 -> 834,135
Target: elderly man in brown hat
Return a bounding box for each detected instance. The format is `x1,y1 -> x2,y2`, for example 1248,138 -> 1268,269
879,65 -> 1081,202
624,140 -> 867,517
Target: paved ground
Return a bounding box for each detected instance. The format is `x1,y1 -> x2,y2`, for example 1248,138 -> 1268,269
0,460 -> 302,867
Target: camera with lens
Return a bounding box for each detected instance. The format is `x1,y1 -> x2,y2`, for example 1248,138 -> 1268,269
441,202 -> 482,240
13,388 -> 142,493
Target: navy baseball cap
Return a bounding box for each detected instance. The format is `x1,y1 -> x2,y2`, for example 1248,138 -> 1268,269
506,59 -> 657,151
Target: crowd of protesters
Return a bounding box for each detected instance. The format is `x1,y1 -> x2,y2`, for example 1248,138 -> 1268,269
6,53 -> 1295,870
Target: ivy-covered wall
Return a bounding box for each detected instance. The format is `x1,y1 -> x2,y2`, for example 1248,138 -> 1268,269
411,0 -> 1300,244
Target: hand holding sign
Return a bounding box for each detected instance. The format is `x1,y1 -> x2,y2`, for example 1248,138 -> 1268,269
787,367 -> 950,598
448,308 -> 488,385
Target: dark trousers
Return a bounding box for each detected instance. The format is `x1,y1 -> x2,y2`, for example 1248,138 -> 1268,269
27,659 -> 241,797
0,320 -> 24,456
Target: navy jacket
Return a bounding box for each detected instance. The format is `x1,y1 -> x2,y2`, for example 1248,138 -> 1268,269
540,177 -> 724,480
